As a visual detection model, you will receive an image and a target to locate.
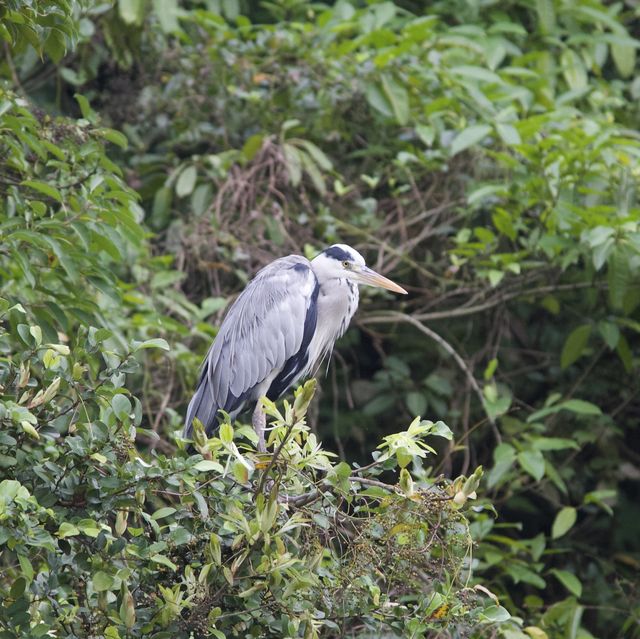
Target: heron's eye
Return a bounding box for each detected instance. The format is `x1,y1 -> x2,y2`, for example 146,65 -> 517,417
342,260 -> 351,268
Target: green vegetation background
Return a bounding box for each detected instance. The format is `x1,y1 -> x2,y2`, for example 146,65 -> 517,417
1,1 -> 639,637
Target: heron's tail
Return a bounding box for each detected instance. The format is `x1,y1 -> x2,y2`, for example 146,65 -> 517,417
184,374 -> 220,441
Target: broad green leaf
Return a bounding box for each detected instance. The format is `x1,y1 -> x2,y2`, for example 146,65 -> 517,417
283,143 -> 302,186
561,399 -> 601,415
97,128 -> 128,149
561,49 -> 587,90
92,571 -> 115,592
607,248 -> 631,310
380,74 -> 409,125
10,577 -> 27,598
152,507 -> 176,520
560,325 -> 591,369
219,421 -> 233,445
616,334 -> 633,372
57,522 -> 80,538
77,519 -> 101,537
134,338 -> 170,352
535,0 -> 555,34
298,140 -> 333,171
241,134 -> 264,162
612,42 -> 636,78
496,123 -> 521,146
118,0 -> 144,24
450,125 -> 491,156
531,437 -> 579,451
517,450 -> 545,482
552,506 -> 577,539
598,321 -> 620,350
176,166 -> 197,197
551,569 -> 582,597
451,65 -> 504,84
152,0 -> 180,33
415,124 -> 435,146
112,394 -> 132,420
151,554 -> 178,570
481,605 -> 511,622
75,93 -> 93,119
22,180 -> 62,203
365,81 -> 393,119
193,459 -> 224,473
405,391 -> 427,416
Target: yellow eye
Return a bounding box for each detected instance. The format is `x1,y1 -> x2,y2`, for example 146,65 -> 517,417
342,260 -> 350,268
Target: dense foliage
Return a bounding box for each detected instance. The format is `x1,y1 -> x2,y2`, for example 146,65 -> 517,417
1,1 -> 639,638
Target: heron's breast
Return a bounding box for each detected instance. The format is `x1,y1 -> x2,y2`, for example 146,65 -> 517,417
305,279 -> 359,371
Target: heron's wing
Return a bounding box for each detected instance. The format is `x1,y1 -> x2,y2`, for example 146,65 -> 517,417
185,255 -> 318,436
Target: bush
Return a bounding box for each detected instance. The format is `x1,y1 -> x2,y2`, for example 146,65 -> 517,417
0,323 -> 499,638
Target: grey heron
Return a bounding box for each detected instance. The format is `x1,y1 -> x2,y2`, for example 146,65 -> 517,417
184,244 -> 407,451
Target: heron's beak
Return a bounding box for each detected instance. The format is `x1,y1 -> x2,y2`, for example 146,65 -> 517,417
355,266 -> 408,294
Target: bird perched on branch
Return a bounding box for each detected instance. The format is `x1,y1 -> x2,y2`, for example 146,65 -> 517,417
184,244 -> 407,451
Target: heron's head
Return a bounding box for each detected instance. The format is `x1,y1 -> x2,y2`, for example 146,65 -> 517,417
312,244 -> 407,294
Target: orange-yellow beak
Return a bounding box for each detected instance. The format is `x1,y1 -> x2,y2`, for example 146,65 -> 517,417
355,266 -> 408,294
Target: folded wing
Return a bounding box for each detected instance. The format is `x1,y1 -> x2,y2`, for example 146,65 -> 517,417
184,256 -> 319,437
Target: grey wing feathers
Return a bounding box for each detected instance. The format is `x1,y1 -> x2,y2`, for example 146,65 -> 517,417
184,255 -> 318,437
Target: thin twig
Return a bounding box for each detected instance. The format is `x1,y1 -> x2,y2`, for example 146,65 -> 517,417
362,281 -> 603,325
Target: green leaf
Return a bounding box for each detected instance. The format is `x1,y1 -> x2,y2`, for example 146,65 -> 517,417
380,74 -> 409,125
616,334 -> 633,372
552,506 -> 577,539
415,124 -> 435,146
118,0 -> 144,24
283,143 -> 302,186
77,519 -> 101,537
517,450 -> 545,481
450,125 -> 492,156
112,394 -> 132,420
44,29 -> 66,63
134,338 -> 170,352
176,166 -> 197,197
241,134 -> 264,162
481,605 -> 511,623
75,93 -> 93,119
219,421 -> 233,445
405,391 -> 427,416
92,571 -> 115,592
608,248 -> 631,310
334,461 -> 352,479
152,507 -> 176,520
561,399 -> 601,415
298,140 -> 332,171
151,553 -> 178,570
611,42 -> 636,78
560,325 -> 591,369
193,459 -> 224,473
97,128 -> 128,149
22,180 -> 62,203
598,320 -> 620,349
365,82 -> 392,119
10,577 -> 27,598
551,569 -> 582,597
152,0 -> 180,33
496,123 -> 521,146
561,49 -> 587,90
535,0 -> 556,34
531,437 -> 579,451
57,522 -> 80,538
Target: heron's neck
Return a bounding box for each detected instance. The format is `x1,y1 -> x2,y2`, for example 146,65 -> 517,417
306,277 -> 359,373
